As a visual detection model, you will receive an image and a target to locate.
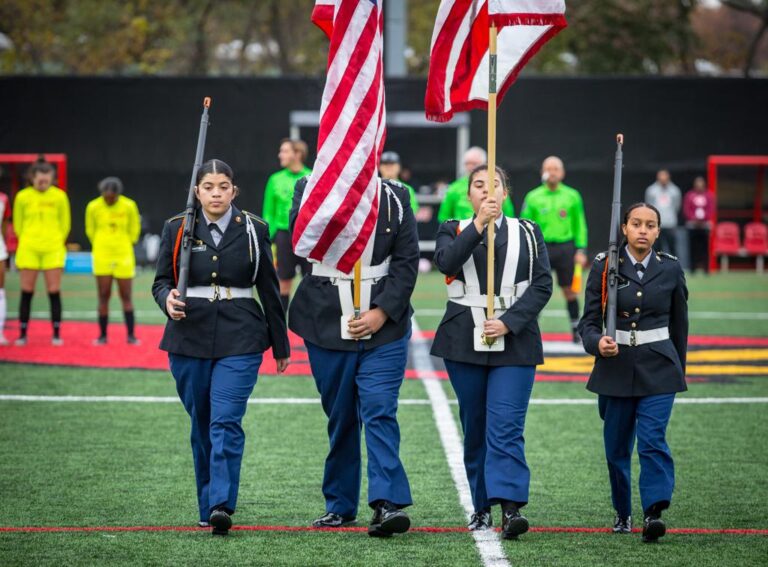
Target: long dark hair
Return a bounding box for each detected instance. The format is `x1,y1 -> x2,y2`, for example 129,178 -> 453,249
468,164 -> 509,193
196,159 -> 234,185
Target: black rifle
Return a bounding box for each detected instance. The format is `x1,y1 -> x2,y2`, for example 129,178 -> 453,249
176,97 -> 212,305
605,134 -> 624,339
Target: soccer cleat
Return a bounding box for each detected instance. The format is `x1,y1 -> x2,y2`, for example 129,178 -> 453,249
368,501 -> 410,538
14,337 -> 27,347
51,337 -> 64,347
642,514 -> 666,543
209,508 -> 232,536
468,510 -> 493,531
501,504 -> 529,540
127,335 -> 141,345
613,514 -> 632,534
311,512 -> 356,528
93,337 -> 107,346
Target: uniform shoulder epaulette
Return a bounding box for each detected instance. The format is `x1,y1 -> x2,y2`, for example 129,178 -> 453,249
241,210 -> 267,225
658,251 -> 678,261
383,178 -> 403,188
594,251 -> 607,262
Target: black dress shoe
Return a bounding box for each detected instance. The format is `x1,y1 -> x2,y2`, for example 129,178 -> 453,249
468,510 -> 493,531
500,504 -> 529,540
209,508 -> 232,536
312,512 -> 356,528
368,501 -> 410,538
642,514 -> 666,543
613,514 -> 632,534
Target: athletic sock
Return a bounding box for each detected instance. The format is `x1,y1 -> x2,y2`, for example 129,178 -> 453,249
19,291 -> 33,338
49,292 -> 62,339
280,294 -> 289,313
0,288 -> 6,336
124,310 -> 135,337
567,298 -> 580,334
98,314 -> 108,338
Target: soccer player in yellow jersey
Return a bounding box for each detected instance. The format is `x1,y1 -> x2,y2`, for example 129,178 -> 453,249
13,157 -> 71,346
85,177 -> 141,345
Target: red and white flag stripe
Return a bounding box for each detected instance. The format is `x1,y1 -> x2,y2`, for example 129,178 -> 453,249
292,0 -> 386,273
425,0 -> 567,122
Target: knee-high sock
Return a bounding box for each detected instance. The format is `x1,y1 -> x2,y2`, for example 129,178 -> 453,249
0,288 -> 6,335
98,314 -> 108,338
124,310 -> 135,337
19,291 -> 33,337
567,298 -> 580,331
49,292 -> 62,338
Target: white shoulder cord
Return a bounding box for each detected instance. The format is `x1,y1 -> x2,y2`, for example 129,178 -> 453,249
244,214 -> 261,282
519,220 -> 537,282
384,183 -> 403,223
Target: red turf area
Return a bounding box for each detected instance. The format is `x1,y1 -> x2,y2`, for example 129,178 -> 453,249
1,321 -> 767,380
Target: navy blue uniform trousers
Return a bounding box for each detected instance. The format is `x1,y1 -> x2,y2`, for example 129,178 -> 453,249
169,352 -> 263,522
306,334 -> 412,519
598,393 -> 676,517
444,361 -> 536,512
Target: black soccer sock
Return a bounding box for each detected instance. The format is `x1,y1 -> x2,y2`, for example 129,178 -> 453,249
280,294 -> 290,313
49,292 -> 62,339
98,314 -> 108,338
19,291 -> 33,338
567,298 -> 580,330
124,310 -> 135,337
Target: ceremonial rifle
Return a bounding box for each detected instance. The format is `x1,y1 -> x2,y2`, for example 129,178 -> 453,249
176,97 -> 212,304
605,134 -> 624,339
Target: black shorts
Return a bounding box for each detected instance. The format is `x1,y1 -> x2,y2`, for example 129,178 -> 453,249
274,229 -> 310,281
546,241 -> 576,288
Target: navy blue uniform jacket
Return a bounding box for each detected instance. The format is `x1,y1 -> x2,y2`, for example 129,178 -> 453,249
288,178 -> 419,351
578,249 -> 688,397
152,204 -> 290,360
430,217 -> 553,366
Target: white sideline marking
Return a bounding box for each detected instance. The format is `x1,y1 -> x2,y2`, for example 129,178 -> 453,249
410,318 -> 511,567
1,395 -> 767,406
415,308 -> 768,320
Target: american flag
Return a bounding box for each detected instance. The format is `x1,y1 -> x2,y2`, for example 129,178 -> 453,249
425,0 -> 567,122
292,0 -> 385,273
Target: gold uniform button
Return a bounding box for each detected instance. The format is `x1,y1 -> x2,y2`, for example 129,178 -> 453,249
637,291 -> 643,297
212,255 -> 218,261
635,307 -> 640,313
631,322 -> 637,328
212,272 -> 218,278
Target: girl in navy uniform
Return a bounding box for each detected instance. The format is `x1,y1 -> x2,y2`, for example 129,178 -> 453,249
152,159 -> 290,536
431,165 -> 553,539
578,203 -> 688,543
289,176 -> 419,537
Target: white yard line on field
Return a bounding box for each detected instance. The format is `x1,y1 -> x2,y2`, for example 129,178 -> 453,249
410,318 -> 511,567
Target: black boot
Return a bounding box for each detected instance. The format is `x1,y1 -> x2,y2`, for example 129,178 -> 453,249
209,507 -> 233,536
468,509 -> 492,531
368,501 -> 410,538
500,501 -> 529,540
613,513 -> 632,534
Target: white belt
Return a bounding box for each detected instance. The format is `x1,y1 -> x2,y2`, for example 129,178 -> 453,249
448,281 -> 529,310
311,260 -> 390,282
615,327 -> 669,346
186,285 -> 253,301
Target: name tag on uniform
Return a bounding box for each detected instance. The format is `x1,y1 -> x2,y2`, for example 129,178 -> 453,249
192,242 -> 207,252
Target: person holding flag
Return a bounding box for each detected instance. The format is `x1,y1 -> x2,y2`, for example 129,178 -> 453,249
290,0 -> 418,537
425,0 -> 566,540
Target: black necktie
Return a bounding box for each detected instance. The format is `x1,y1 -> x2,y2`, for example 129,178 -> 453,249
635,262 -> 645,278
209,223 -> 222,245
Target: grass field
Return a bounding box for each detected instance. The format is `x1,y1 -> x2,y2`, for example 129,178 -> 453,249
1,269 -> 767,566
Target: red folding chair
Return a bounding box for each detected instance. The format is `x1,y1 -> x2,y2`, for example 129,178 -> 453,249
713,222 -> 742,272
744,222 -> 768,273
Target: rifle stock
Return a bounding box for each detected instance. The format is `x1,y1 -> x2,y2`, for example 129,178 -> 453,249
177,97 -> 212,303
605,134 -> 624,339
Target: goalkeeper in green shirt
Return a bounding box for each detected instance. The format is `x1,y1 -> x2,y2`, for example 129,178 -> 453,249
262,138 -> 312,311
438,146 -> 514,222
521,156 -> 588,343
